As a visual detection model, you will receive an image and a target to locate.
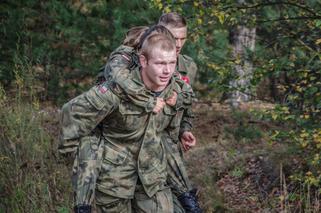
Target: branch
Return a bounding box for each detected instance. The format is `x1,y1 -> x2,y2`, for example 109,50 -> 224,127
258,16 -> 321,23
228,85 -> 275,103
223,1 -> 320,16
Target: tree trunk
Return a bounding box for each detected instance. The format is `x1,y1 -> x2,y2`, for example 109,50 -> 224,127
228,3 -> 256,107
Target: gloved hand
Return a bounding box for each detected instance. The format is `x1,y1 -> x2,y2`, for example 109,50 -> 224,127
178,188 -> 202,213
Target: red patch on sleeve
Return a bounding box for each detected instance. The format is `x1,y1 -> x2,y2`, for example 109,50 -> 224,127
181,75 -> 190,84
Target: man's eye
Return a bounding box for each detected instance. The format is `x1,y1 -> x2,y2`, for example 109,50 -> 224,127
156,62 -> 165,65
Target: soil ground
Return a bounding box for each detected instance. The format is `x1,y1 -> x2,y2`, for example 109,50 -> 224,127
185,101 -> 289,212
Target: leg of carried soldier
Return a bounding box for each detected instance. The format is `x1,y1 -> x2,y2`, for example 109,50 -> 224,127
72,134 -> 104,212
173,194 -> 185,213
164,136 -> 203,213
164,136 -> 192,196
133,184 -> 174,213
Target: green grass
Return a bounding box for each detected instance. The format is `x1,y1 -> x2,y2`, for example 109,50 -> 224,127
0,84 -> 73,212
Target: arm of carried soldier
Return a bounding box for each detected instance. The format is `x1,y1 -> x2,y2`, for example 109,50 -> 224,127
168,77 -> 194,110
105,48 -> 159,113
178,103 -> 194,138
112,68 -> 158,113
96,46 -> 134,84
179,112 -> 196,152
178,87 -> 195,151
59,83 -> 119,154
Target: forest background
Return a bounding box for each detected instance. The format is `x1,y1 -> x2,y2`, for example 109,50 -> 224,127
0,0 -> 320,212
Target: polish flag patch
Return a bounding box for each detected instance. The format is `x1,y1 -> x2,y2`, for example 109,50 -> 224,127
99,85 -> 108,94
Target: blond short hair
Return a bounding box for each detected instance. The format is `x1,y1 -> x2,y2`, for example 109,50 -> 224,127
158,12 -> 187,28
140,33 -> 176,59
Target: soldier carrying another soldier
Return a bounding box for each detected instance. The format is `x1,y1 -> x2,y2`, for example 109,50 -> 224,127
60,30 -> 195,212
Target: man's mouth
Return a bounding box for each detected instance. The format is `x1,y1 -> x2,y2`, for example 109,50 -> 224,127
160,76 -> 170,82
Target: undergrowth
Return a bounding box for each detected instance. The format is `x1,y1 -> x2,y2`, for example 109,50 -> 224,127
0,60 -> 72,212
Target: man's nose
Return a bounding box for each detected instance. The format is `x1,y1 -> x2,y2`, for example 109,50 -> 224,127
176,39 -> 182,48
164,64 -> 171,73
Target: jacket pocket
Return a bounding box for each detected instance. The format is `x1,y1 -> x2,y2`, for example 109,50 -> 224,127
118,101 -> 146,130
85,87 -> 107,110
103,142 -> 127,165
118,101 -> 143,115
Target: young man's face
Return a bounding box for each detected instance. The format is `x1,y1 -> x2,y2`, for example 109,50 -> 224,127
165,26 -> 187,55
140,47 -> 177,92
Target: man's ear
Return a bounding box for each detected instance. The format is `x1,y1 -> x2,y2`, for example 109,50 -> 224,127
139,54 -> 147,68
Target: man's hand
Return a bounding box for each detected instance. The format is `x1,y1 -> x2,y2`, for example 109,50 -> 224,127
152,97 -> 166,114
166,91 -> 177,107
180,131 -> 196,152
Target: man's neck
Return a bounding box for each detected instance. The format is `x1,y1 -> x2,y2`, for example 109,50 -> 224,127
140,70 -> 167,92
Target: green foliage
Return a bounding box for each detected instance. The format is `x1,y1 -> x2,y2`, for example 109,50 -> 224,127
227,110 -> 263,142
149,1 -> 321,210
230,165 -> 245,178
1,0 -> 161,103
0,60 -> 72,212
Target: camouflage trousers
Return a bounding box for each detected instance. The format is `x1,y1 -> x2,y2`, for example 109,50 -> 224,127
164,136 -> 192,196
95,184 -> 174,213
72,134 -> 189,212
72,134 -> 104,205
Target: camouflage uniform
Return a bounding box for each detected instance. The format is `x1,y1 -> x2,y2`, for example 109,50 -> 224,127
61,67 -> 183,212
104,47 -> 197,203
177,54 -> 198,86
59,45 -> 155,209
71,131 -> 104,206
59,45 -> 197,212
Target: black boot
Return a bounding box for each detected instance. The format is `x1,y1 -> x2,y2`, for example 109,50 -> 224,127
74,205 -> 92,213
178,188 -> 203,213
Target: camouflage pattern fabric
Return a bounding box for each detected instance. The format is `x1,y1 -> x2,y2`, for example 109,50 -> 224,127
177,54 -> 198,86
95,191 -> 132,213
72,132 -> 104,205
173,193 -> 186,213
103,45 -> 157,112
58,45 -> 153,155
133,185 -> 174,213
95,185 -> 174,213
59,45 -> 196,209
103,45 -> 139,79
60,67 -> 182,207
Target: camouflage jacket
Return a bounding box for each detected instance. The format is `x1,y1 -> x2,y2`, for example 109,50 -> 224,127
100,45 -> 195,144
60,67 -> 184,198
177,54 -> 198,86
103,45 -> 139,79
99,45 -> 196,112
